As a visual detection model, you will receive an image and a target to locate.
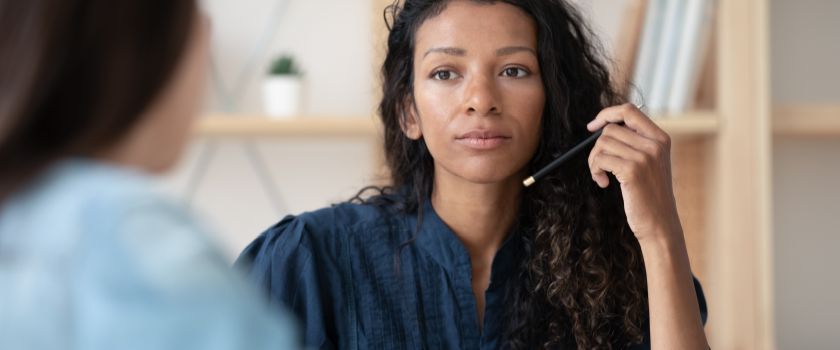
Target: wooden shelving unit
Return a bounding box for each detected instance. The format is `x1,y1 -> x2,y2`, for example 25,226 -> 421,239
199,105 -> 840,139
652,111 -> 720,136
196,115 -> 379,137
704,0 -> 775,348
195,113 -> 719,138
774,104 -> 840,136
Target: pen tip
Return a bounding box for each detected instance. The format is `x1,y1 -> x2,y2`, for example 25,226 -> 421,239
523,177 -> 535,187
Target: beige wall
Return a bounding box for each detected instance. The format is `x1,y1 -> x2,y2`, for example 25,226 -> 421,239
772,0 -> 840,348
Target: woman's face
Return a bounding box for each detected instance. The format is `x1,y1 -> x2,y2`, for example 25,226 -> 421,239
406,0 -> 544,185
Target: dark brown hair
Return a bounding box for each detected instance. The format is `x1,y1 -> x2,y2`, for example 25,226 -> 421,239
373,0 -> 648,348
0,0 -> 196,199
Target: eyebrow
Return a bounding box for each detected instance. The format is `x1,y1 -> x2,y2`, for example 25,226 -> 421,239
422,46 -> 537,58
423,47 -> 466,58
496,46 -> 536,56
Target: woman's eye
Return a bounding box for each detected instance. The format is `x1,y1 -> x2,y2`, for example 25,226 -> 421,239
431,70 -> 458,81
502,67 -> 528,78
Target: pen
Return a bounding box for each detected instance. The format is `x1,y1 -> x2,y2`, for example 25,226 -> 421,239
522,104 -> 644,187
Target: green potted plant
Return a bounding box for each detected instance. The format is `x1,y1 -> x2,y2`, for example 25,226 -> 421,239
262,54 -> 303,118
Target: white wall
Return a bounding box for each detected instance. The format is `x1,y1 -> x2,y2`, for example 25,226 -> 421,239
159,0 -> 378,258
159,138 -> 377,258
571,0 -> 626,56
201,0 -> 375,114
772,0 -> 840,348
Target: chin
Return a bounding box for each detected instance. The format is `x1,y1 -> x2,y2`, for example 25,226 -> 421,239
145,153 -> 183,175
434,150 -> 533,185
455,163 -> 524,185
468,174 -> 522,185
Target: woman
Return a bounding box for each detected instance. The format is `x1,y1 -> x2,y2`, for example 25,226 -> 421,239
237,0 -> 708,348
0,0 -> 296,348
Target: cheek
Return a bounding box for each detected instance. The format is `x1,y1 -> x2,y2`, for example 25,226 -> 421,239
155,28 -> 209,171
413,84 -> 458,141
527,91 -> 544,139
507,84 -> 544,141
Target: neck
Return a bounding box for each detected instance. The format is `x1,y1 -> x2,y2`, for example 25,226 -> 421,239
430,171 -> 523,264
97,134 -> 160,175
95,109 -> 182,175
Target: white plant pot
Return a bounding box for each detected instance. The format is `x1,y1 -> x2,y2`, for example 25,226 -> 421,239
262,76 -> 302,118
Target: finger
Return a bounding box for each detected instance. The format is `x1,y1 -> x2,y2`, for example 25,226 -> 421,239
588,135 -> 639,188
600,123 -> 665,157
587,103 -> 647,131
589,149 -> 611,188
587,103 -> 669,144
589,152 -> 633,188
591,134 -> 647,166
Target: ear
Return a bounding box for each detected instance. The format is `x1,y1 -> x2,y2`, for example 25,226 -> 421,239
400,98 -> 422,140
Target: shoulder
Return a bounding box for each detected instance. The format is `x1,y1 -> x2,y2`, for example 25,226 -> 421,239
235,196 -> 416,278
58,162 -> 212,255
234,198 -> 413,348
23,159 -> 177,223
45,161 -> 226,290
0,159 -> 197,258
294,201 -> 399,240
244,201 -> 402,259
17,160 -> 233,294
1,162 -> 302,349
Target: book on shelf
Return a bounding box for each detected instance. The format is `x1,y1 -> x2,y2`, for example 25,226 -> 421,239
613,0 -> 649,97
629,0 -> 667,110
647,0 -> 686,113
627,0 -> 716,117
667,0 -> 716,113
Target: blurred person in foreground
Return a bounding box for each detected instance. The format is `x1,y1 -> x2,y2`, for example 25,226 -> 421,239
0,0 -> 297,348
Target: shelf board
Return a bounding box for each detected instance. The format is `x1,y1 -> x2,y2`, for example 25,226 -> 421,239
196,112 -> 720,138
651,111 -> 720,137
773,104 -> 840,136
196,115 -> 379,137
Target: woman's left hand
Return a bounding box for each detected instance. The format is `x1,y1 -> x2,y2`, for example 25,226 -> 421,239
587,103 -> 681,242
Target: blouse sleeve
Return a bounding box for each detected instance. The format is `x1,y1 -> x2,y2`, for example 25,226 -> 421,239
235,216 -> 338,350
74,198 -> 299,350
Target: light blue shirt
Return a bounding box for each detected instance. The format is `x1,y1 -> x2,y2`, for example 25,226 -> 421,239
0,159 -> 297,349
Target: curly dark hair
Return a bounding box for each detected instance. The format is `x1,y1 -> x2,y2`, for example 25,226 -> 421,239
369,0 -> 648,348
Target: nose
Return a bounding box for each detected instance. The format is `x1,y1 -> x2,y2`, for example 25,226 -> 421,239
464,74 -> 500,116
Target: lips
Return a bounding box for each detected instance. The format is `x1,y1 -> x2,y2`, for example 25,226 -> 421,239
455,130 -> 512,150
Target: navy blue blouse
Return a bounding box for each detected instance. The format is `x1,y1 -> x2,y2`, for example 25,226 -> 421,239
236,198 -> 707,349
